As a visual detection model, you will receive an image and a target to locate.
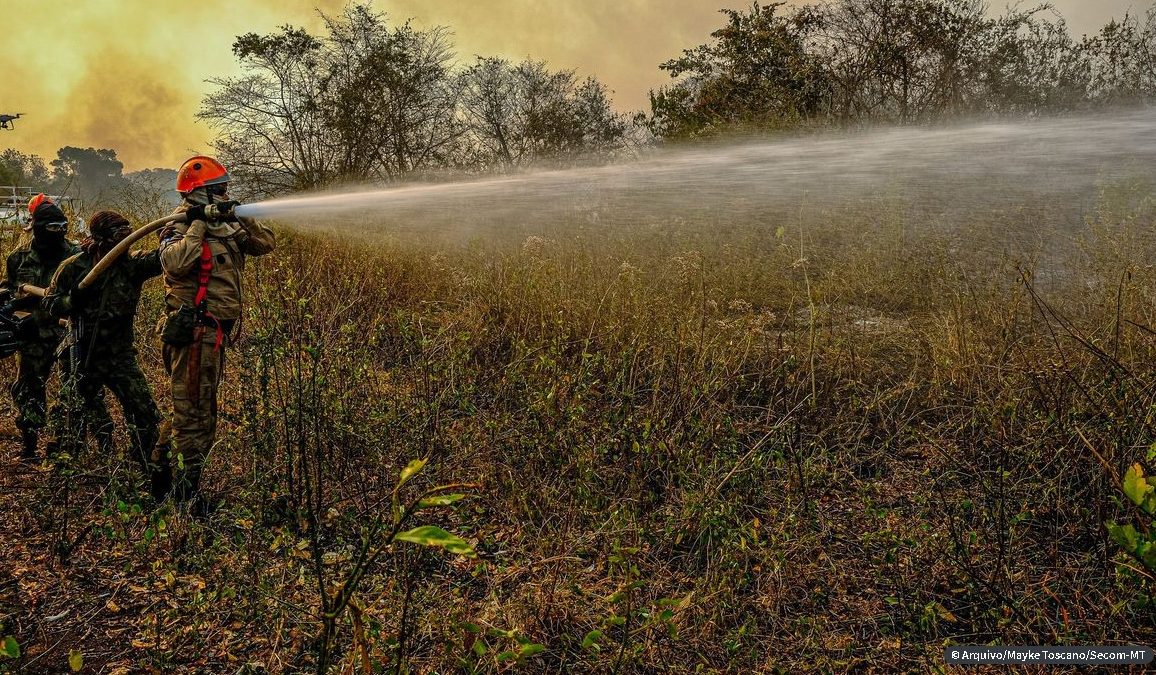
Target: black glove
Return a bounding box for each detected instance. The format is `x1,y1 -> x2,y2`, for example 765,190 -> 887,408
15,316 -> 38,342
70,284 -> 98,311
185,204 -> 208,224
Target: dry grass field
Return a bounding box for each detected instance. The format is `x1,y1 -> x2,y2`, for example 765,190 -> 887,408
1,172 -> 1155,672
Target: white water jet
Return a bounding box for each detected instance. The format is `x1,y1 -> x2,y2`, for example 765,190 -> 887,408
235,110 -> 1156,238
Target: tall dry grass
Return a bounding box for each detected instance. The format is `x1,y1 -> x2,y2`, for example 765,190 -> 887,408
4,177 -> 1155,672
185,177 -> 1156,671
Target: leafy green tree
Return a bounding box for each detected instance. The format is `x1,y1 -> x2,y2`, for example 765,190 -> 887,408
643,0 -> 1156,139
49,146 -> 124,201
645,2 -> 832,139
201,4 -> 461,194
0,149 -> 51,189
318,5 -> 462,180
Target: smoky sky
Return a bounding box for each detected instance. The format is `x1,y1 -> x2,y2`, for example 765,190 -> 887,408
3,0 -> 1150,170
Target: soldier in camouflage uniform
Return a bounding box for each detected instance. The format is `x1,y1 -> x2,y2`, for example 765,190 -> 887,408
44,210 -> 169,501
5,195 -> 83,460
160,156 -> 275,513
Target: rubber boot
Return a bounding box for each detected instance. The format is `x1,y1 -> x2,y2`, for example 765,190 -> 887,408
19,430 -> 37,461
94,426 -> 115,456
150,468 -> 173,504
148,442 -> 172,503
18,429 -> 37,462
187,492 -> 210,520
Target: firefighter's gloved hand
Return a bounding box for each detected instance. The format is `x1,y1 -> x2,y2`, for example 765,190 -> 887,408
15,316 -> 38,342
185,205 -> 208,224
70,284 -> 98,311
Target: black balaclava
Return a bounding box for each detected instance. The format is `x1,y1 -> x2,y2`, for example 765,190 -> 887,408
30,202 -> 68,258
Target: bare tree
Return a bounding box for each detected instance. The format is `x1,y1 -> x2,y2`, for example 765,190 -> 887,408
319,5 -> 464,180
199,3 -> 634,192
200,27 -> 331,198
459,58 -> 629,168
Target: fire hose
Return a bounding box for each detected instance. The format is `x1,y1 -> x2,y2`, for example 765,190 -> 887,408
77,202 -> 240,289
17,283 -> 46,298
69,203 -> 244,407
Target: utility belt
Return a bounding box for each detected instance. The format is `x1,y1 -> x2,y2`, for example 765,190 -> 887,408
159,305 -> 235,347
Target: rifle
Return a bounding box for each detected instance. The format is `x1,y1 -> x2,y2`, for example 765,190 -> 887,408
0,288 -> 21,359
0,283 -> 48,358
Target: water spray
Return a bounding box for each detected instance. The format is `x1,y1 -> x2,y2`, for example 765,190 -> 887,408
240,110 -> 1156,230
76,110 -> 1156,286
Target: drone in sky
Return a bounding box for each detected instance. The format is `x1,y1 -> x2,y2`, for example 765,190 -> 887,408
0,114 -> 23,130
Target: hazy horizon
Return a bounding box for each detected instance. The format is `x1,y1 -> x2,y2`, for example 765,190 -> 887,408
3,0 -> 1152,170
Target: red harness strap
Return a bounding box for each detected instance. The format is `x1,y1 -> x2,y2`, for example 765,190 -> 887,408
195,241 -> 224,352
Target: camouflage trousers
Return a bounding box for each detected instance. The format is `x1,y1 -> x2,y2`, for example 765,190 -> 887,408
61,350 -> 162,477
162,331 -> 226,501
11,338 -> 60,433
12,338 -> 111,439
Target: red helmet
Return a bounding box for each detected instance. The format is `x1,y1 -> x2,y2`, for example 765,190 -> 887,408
176,156 -> 230,194
27,193 -> 52,215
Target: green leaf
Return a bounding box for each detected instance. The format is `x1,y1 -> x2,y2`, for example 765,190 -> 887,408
397,459 -> 427,490
416,493 -> 466,509
581,630 -> 603,649
394,525 -> 476,558
69,649 -> 83,671
1108,522 -> 1140,554
1142,543 -> 1156,571
519,643 -> 545,658
1123,464 -> 1156,514
1,636 -> 19,658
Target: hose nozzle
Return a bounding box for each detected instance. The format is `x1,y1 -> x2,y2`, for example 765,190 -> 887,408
205,201 -> 241,222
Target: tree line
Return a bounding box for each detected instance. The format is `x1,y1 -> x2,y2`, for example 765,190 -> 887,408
4,1 -> 1155,201
643,0 -> 1156,138
199,4 -> 633,197
0,146 -> 178,224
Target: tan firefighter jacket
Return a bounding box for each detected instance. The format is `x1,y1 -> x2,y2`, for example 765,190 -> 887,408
159,204 -> 276,323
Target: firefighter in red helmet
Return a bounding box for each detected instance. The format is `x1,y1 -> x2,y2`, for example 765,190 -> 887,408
157,156 -> 275,515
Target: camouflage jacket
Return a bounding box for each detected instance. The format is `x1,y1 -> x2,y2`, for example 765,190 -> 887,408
44,249 -> 163,356
5,239 -> 80,340
160,204 -> 275,321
